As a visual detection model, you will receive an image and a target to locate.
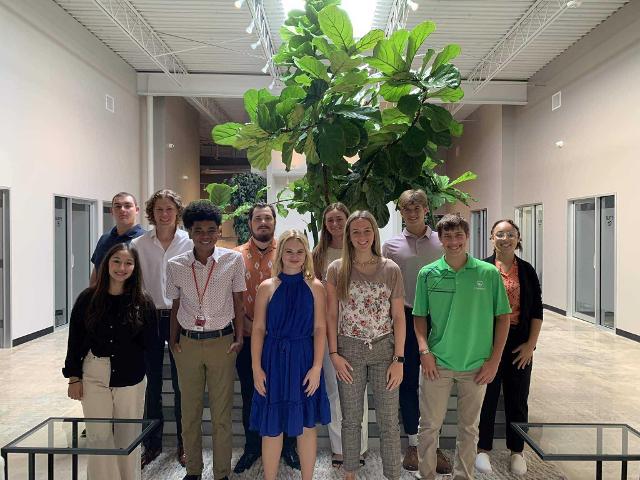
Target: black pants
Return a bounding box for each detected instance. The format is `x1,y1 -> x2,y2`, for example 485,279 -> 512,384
143,310 -> 182,451
236,336 -> 296,454
478,331 -> 532,452
399,307 -> 421,436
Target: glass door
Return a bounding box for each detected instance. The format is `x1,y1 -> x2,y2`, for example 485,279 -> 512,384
570,196 -> 615,328
103,202 -> 115,233
515,204 -> 543,283
0,190 -> 10,347
71,201 -> 92,302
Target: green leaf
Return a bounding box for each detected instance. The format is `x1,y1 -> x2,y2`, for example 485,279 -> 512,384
247,141 -> 273,170
304,79 -> 329,107
317,122 -> 346,165
397,94 -> 421,117
212,122 -> 242,146
449,120 -> 463,137
235,124 -> 268,149
294,74 -> 312,86
435,87 -> 464,103
280,85 -> 306,101
406,21 -> 436,66
294,55 -> 330,82
432,44 -> 462,71
304,133 -> 320,164
280,25 -> 299,41
423,64 -> 461,91
206,183 -> 235,208
389,30 -> 409,56
420,48 -> 436,73
276,98 -> 297,118
329,70 -> 369,94
327,51 -> 362,74
243,89 -> 276,123
318,5 -> 354,51
256,104 -> 275,132
338,119 -> 361,148
312,37 -> 337,57
366,39 -> 405,75
401,126 -> 428,156
276,203 -> 290,218
354,29 -> 384,53
423,103 -> 453,132
448,170 -> 477,187
382,107 -> 411,126
288,104 -> 305,127
282,142 -> 294,171
379,83 -> 412,102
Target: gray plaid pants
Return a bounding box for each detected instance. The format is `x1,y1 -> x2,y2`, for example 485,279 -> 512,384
337,334 -> 401,479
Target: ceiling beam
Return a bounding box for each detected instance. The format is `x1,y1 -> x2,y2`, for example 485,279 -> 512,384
385,0 -> 411,36
245,0 -> 280,84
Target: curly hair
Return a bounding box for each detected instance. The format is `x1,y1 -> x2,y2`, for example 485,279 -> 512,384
182,200 -> 222,229
144,189 -> 184,225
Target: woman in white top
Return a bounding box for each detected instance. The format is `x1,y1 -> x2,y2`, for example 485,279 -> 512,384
312,203 -> 369,468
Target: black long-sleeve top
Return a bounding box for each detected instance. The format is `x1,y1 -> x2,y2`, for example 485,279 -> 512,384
483,254 -> 543,344
62,288 -> 157,387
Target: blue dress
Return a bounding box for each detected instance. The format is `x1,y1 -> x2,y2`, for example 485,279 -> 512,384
249,272 -> 331,437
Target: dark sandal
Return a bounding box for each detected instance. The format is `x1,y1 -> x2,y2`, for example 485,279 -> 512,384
360,457 -> 366,466
331,455 -> 343,468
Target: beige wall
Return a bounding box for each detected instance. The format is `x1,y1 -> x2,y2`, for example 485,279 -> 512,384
152,97 -> 201,205
446,1 -> 640,336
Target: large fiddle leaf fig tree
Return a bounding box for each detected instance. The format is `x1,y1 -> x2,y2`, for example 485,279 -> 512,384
213,0 -> 474,241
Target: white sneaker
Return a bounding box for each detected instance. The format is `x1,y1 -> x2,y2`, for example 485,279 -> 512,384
475,452 -> 493,474
510,453 -> 527,475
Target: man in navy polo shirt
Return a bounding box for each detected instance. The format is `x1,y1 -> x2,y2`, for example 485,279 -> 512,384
90,191 -> 145,285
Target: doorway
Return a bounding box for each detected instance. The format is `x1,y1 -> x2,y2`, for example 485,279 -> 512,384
54,197 -> 95,327
470,209 -> 487,259
569,196 -> 615,329
515,204 -> 543,283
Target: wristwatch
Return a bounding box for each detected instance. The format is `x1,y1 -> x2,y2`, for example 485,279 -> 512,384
419,347 -> 431,355
392,355 -> 405,363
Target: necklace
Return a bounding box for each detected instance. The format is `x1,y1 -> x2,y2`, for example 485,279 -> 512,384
352,256 -> 379,266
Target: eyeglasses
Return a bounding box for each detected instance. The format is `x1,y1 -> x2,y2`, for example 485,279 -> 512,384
493,232 -> 518,240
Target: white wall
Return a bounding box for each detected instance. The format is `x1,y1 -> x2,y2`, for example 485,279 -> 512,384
0,0 -> 143,342
445,1 -> 640,337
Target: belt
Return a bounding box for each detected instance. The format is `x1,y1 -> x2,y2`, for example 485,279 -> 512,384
181,324 -> 233,340
157,308 -> 171,318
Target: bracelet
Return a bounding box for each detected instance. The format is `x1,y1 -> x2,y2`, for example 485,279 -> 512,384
68,380 -> 81,385
329,351 -> 338,355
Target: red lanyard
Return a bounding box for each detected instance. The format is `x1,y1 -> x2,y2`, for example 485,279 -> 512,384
191,261 -> 215,309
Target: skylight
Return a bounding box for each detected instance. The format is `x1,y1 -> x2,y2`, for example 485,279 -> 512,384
282,0 -> 378,38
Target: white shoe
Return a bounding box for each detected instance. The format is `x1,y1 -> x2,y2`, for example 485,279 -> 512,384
475,452 -> 493,474
510,453 -> 527,475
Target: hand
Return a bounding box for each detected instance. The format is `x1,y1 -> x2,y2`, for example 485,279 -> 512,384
170,341 -> 182,354
475,359 -> 499,385
253,367 -> 267,396
512,341 -> 535,369
243,315 -> 253,336
227,337 -> 243,354
303,366 -> 322,397
330,354 -> 353,384
68,381 -> 83,400
420,352 -> 440,381
386,361 -> 403,390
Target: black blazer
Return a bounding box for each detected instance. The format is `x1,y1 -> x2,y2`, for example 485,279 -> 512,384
483,254 -> 543,344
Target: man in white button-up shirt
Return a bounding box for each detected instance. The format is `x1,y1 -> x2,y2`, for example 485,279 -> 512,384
132,189 -> 193,469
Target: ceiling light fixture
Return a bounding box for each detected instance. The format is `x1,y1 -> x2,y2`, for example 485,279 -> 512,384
566,0 -> 581,7
250,39 -> 261,50
269,79 -> 276,90
281,0 -> 377,37
246,19 -> 255,34
234,0 -> 245,9
406,0 -> 419,11
261,62 -> 270,73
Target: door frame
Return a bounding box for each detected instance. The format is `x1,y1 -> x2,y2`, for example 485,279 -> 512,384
52,195 -> 97,329
0,188 -> 11,348
567,193 -> 617,330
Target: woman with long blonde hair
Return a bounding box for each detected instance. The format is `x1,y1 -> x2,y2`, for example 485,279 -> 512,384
250,230 -> 331,480
325,211 -> 406,480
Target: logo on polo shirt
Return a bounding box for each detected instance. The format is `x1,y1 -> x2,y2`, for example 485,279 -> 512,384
474,280 -> 485,290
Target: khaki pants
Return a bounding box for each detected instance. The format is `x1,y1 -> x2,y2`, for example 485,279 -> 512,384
81,352 -> 146,480
174,333 -> 236,478
417,367 -> 486,480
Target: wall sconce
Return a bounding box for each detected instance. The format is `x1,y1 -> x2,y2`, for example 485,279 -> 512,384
555,140 -> 564,148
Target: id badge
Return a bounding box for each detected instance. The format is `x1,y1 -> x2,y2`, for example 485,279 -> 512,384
194,314 -> 206,332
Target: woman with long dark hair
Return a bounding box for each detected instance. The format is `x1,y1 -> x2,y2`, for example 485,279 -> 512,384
63,243 -> 156,480
475,219 -> 543,476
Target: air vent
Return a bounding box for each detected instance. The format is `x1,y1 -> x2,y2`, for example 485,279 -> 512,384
105,94 -> 115,113
551,91 -> 561,111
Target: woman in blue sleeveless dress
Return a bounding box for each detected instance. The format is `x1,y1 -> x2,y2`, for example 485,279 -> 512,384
250,229 -> 331,480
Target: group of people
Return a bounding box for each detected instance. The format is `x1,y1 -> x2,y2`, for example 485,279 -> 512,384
62,187 -> 542,480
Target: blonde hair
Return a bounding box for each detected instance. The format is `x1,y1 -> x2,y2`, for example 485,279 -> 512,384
312,202 -> 350,280
336,211 -> 382,301
272,230 -> 315,280
398,189 -> 429,210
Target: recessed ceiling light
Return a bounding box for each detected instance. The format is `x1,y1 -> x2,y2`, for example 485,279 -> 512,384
282,0 -> 378,38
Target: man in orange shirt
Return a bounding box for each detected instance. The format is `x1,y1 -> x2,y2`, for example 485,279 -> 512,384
233,203 -> 300,473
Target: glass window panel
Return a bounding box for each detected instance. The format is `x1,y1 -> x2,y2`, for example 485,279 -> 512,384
574,199 -> 596,321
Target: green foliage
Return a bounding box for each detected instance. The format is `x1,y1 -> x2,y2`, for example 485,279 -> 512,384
205,173 -> 267,245
211,0 -> 474,242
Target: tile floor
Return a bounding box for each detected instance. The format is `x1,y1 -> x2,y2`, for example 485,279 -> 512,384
1,311 -> 639,479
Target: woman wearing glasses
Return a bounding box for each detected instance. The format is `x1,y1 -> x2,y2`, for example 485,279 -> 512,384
475,219 -> 543,476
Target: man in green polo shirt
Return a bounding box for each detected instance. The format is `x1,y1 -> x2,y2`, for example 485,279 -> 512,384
413,214 -> 511,480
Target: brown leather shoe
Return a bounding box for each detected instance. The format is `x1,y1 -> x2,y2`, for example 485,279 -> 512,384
436,448 -> 452,474
141,448 -> 161,469
177,445 -> 186,467
402,446 -> 419,471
